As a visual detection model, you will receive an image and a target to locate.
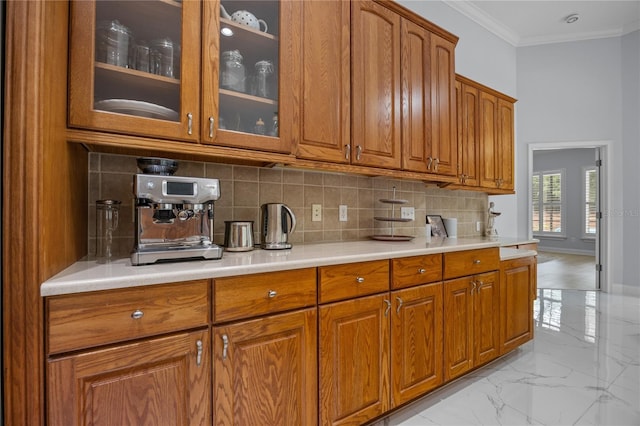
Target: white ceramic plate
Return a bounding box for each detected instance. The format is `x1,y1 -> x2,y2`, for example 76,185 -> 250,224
94,99 -> 179,121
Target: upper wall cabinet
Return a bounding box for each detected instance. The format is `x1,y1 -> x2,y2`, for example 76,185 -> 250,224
351,0 -> 402,169
295,0 -> 351,164
69,0 -> 294,154
402,19 -> 457,177
456,74 -> 516,193
68,0 -> 201,142
202,0 -> 295,153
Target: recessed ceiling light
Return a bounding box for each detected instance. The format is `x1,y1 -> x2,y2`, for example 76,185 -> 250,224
565,14 -> 579,24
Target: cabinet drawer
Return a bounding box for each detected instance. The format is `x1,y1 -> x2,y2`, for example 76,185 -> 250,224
444,248 -> 499,279
319,260 -> 389,303
213,268 -> 317,323
391,254 -> 442,289
47,280 -> 210,355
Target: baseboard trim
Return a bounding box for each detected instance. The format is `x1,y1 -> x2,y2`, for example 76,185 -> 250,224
537,247 -> 596,256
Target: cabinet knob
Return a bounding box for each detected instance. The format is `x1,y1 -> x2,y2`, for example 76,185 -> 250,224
267,290 -> 278,298
418,268 -> 426,274
356,276 -> 365,283
473,259 -> 481,264
131,309 -> 144,320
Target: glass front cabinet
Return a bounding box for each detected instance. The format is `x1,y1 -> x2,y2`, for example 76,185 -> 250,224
69,0 -> 293,153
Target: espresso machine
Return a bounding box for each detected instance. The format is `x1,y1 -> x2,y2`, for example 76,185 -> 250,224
131,171 -> 223,265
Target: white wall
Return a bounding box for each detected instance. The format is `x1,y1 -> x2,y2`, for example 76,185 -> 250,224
397,0 -> 519,236
517,37 -> 627,290
621,30 -> 640,292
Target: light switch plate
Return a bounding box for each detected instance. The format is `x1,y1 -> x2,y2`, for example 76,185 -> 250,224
400,207 -> 415,220
339,205 -> 348,222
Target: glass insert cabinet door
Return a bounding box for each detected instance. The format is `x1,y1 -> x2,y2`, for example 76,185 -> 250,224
69,0 -> 201,142
203,0 -> 293,153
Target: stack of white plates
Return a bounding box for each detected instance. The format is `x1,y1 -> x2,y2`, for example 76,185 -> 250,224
94,99 -> 179,121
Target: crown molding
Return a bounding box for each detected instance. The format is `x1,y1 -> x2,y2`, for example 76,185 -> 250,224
443,0 -> 520,46
444,0 -> 638,47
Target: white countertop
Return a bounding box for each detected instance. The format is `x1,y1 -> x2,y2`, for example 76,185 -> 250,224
41,236 -> 537,296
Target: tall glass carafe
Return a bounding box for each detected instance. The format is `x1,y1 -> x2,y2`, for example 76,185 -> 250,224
96,199 -> 121,262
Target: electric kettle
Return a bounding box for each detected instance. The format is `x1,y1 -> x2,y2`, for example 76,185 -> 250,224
260,203 -> 296,249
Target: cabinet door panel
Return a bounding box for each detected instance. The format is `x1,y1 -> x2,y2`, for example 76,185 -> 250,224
500,257 -> 535,354
479,91 -> 499,188
320,293 -> 390,426
474,271 -> 500,366
430,34 -> 457,176
213,309 -> 317,426
443,277 -> 474,381
68,0 -> 201,141
498,98 -> 515,190
48,330 -> 210,426
391,283 -> 443,407
297,0 -> 350,163
457,81 -> 480,186
401,19 -> 431,173
351,0 -> 401,169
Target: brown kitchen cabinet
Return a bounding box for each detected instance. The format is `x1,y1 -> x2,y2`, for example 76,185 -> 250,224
295,0 -> 351,163
500,256 -> 537,354
443,271 -> 500,381
443,248 -> 501,381
46,280 -> 212,425
69,0 -> 294,153
68,0 -> 202,142
48,329 -> 211,425
212,268 -> 318,426
319,293 -> 391,426
455,77 -> 480,186
455,74 -> 516,191
390,282 -> 444,407
213,308 -> 317,426
400,18 -> 458,176
479,86 -> 515,191
350,0 -> 402,169
202,0 -> 295,153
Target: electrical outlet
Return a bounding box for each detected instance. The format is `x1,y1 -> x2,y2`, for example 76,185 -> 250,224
476,221 -> 482,232
339,205 -> 348,222
312,204 -> 322,222
400,207 -> 415,220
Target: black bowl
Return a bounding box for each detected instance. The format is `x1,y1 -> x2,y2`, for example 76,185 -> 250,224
137,157 -> 179,175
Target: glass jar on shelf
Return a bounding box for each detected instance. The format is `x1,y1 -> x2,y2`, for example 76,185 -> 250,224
221,50 -> 246,93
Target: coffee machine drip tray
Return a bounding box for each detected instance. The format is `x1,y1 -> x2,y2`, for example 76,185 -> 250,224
131,244 -> 223,266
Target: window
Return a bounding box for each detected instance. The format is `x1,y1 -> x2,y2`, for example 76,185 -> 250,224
532,169 -> 564,236
583,167 -> 597,237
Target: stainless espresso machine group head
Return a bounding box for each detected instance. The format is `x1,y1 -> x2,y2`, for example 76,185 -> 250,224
131,163 -> 223,265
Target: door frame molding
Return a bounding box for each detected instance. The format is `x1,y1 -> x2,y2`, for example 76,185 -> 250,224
527,140 -> 611,292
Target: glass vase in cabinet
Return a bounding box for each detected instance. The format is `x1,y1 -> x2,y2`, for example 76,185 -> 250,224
69,0 -> 201,142
201,0 -> 294,153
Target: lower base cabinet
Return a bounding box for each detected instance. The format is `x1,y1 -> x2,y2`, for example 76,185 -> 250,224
47,329 -> 211,426
212,308 -> 318,426
391,282 -> 443,407
319,293 -> 391,426
500,256 -> 536,354
443,271 -> 500,381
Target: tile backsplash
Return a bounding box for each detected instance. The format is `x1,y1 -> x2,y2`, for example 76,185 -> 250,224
89,153 -> 489,257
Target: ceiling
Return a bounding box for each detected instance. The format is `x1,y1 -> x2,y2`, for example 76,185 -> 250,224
444,0 -> 640,46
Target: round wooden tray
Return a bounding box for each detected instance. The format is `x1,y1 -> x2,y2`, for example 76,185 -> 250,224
370,235 -> 415,241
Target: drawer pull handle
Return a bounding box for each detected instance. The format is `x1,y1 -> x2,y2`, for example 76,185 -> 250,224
267,290 -> 278,298
384,299 -> 391,316
473,259 -> 481,264
396,297 -> 403,314
356,276 -> 365,283
131,309 -> 144,320
222,334 -> 229,360
196,339 -> 203,366
418,268 -> 426,274
209,117 -> 215,138
187,112 -> 193,135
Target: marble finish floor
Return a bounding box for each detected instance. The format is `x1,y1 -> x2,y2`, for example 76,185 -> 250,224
374,289 -> 640,425
537,251 -> 596,291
